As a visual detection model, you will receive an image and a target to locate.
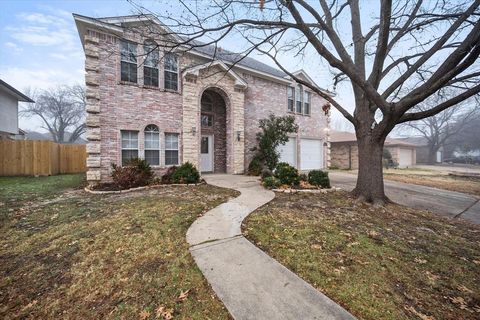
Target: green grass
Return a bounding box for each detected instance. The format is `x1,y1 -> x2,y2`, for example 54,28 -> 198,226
244,191 -> 480,320
0,174 -> 85,203
0,174 -> 237,319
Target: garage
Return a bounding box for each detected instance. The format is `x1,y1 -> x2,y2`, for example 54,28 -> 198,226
278,137 -> 297,167
300,139 -> 323,170
398,148 -> 414,168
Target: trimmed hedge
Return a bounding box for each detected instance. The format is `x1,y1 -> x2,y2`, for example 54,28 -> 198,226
172,162 -> 200,183
274,162 -> 300,186
308,170 -> 330,188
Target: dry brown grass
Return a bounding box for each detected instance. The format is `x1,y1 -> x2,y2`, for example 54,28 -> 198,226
244,191 -> 480,320
384,170 -> 480,196
0,175 -> 238,319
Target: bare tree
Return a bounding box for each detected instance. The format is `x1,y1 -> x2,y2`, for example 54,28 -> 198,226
399,92 -> 480,164
21,85 -> 86,143
443,96 -> 480,158
127,0 -> 479,203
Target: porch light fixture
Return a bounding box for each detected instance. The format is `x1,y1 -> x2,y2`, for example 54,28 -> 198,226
191,126 -> 197,136
236,131 -> 241,142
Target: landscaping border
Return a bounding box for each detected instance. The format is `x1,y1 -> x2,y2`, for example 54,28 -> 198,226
84,181 -> 206,194
271,187 -> 342,193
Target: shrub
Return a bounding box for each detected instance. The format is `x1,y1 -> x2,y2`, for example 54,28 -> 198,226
248,156 -> 263,176
161,166 -> 177,184
111,158 -> 154,190
263,176 -> 281,189
261,168 -> 273,179
252,114 -> 299,170
172,162 -> 200,184
274,162 -> 300,185
299,173 -> 308,182
308,170 -> 331,188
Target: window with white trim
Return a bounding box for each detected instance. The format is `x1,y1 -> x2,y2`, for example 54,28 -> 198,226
304,91 -> 311,115
287,86 -> 294,112
120,40 -> 137,83
121,130 -> 138,165
164,53 -> 178,91
144,124 -> 160,165
165,133 -> 179,165
295,84 -> 302,113
144,41 -> 159,87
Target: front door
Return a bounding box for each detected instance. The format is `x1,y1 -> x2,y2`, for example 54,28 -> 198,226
201,135 -> 214,172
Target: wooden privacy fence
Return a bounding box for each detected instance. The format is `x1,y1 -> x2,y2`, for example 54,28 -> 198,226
0,140 -> 86,176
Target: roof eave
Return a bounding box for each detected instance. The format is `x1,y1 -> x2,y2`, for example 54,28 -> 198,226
0,80 -> 34,102
73,13 -> 124,49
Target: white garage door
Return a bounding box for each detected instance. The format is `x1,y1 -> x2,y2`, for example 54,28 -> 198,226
398,148 -> 413,168
300,139 -> 323,170
278,138 -> 297,167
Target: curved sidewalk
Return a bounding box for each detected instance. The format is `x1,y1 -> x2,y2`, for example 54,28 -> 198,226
186,174 -> 355,320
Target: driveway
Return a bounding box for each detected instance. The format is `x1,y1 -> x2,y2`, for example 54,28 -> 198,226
330,171 -> 480,225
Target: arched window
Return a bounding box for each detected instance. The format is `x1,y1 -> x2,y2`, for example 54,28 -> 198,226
144,40 -> 159,87
201,93 -> 213,112
144,124 -> 160,165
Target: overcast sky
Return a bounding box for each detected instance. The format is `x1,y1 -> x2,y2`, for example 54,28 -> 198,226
0,0 -> 355,132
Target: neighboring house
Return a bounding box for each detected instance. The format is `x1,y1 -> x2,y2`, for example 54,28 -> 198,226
15,130 -> 87,144
397,136 -> 444,164
330,130 -> 417,169
0,80 -> 34,140
73,14 -> 333,184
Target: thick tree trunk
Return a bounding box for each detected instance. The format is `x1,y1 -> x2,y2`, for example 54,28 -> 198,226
427,146 -> 439,164
352,134 -> 389,205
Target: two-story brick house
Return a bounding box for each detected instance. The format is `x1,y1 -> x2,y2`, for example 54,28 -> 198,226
73,14 -> 332,184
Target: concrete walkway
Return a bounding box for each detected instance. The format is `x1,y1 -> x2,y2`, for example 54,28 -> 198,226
187,174 -> 355,320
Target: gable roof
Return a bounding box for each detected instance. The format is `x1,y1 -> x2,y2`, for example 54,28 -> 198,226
0,79 -> 34,103
330,130 -> 356,143
184,60 -> 248,89
72,14 -> 332,93
329,130 -> 416,147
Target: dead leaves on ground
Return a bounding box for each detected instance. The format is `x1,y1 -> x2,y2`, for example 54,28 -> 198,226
139,289 -> 190,320
404,306 -> 435,320
155,306 -> 173,319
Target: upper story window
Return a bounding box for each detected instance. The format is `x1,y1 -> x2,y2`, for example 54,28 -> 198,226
144,124 -> 160,166
304,91 -> 311,115
287,86 -> 294,112
120,40 -> 137,83
164,53 -> 178,91
121,130 -> 138,165
295,84 -> 302,113
144,41 -> 159,87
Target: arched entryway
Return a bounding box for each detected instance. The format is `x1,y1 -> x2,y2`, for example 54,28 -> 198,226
200,89 -> 228,173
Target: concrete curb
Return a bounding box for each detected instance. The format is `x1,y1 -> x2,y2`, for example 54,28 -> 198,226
84,181 -> 206,194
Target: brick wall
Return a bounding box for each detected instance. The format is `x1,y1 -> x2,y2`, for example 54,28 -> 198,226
242,73 -> 330,169
330,142 -> 358,169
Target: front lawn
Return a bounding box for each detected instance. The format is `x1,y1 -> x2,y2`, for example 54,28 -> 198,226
243,191 -> 480,320
383,168 -> 480,196
0,174 -> 237,319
